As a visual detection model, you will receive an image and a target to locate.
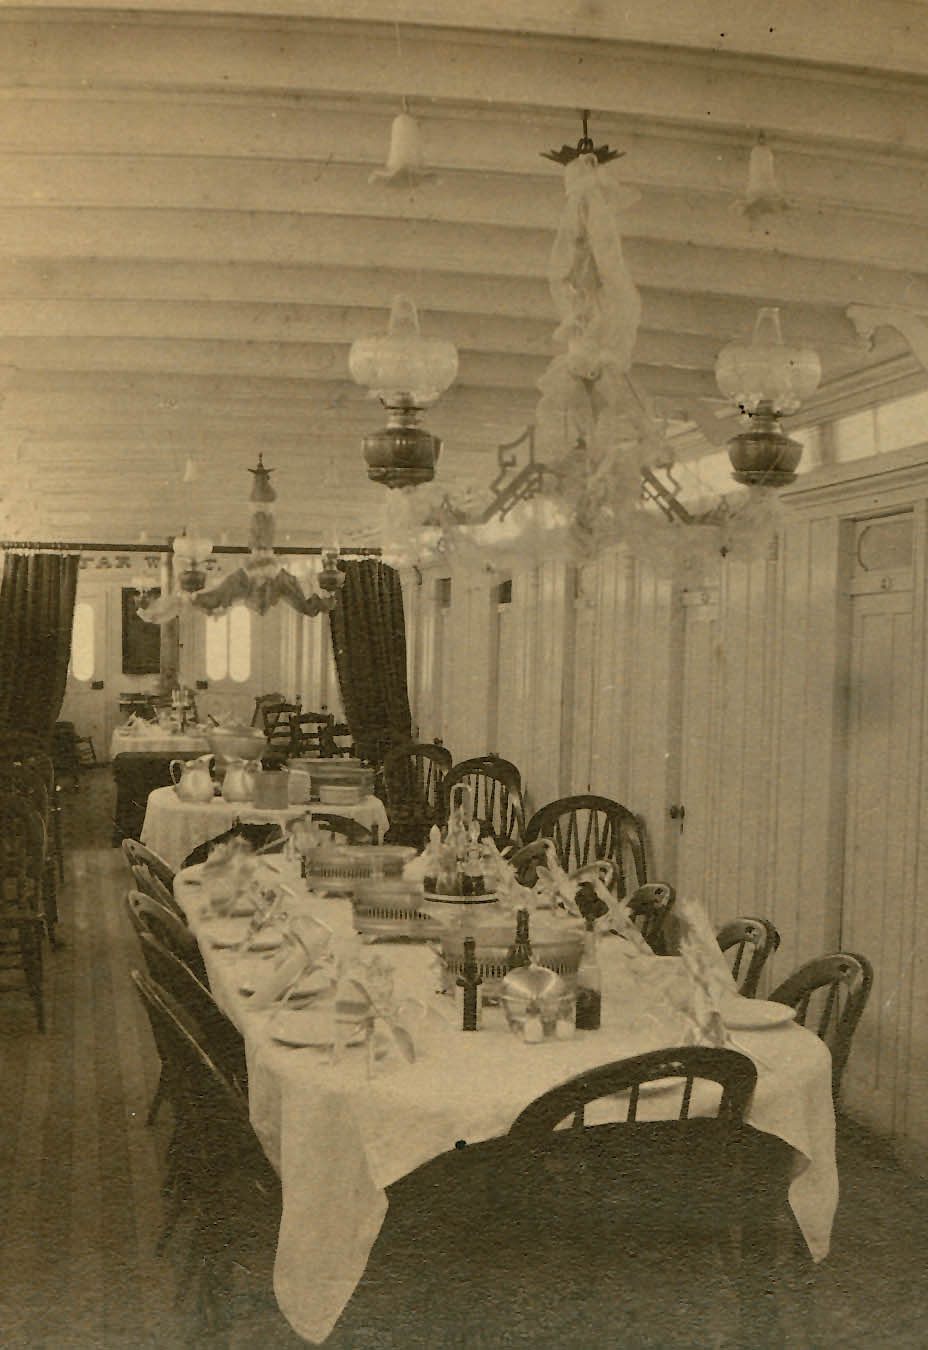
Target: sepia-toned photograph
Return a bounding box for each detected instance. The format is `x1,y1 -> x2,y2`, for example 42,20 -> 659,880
1,3 -> 926,1346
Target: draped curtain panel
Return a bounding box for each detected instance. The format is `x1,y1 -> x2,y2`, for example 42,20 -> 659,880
328,559 -> 412,767
0,551 -> 80,741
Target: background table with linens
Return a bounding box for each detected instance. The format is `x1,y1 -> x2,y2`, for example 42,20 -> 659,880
144,787 -> 390,870
174,860 -> 839,1346
110,726 -> 212,844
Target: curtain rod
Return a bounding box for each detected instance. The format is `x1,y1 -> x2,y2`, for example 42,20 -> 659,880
0,541 -> 382,556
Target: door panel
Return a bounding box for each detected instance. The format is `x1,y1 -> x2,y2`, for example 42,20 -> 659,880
841,588 -> 914,1134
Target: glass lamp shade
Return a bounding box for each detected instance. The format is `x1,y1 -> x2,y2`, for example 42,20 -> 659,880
349,296 -> 458,408
715,308 -> 821,415
172,528 -> 213,566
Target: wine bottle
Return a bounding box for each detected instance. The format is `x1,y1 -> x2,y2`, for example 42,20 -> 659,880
506,908 -> 534,971
457,936 -> 482,1031
574,917 -> 602,1030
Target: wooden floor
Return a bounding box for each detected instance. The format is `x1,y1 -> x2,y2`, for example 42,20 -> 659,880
1,770 -> 927,1348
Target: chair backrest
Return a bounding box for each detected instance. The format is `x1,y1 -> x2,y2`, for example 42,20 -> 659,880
180,820 -> 286,869
627,881 -> 677,955
129,969 -> 254,1156
131,862 -> 187,920
382,742 -> 452,818
290,711 -> 337,758
717,917 -> 781,999
524,795 -> 648,898
509,1047 -> 757,1132
135,929 -> 246,1090
121,836 -> 176,891
126,888 -> 208,986
251,692 -> 287,727
261,701 -> 300,748
769,951 -> 873,1098
443,756 -> 525,848
307,812 -> 373,844
0,790 -> 46,918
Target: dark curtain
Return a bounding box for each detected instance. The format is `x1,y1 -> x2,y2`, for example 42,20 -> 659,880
328,559 -> 412,768
0,551 -> 80,742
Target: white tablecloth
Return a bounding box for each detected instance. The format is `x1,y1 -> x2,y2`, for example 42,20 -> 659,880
143,786 -> 390,869
109,726 -> 210,760
174,862 -> 839,1346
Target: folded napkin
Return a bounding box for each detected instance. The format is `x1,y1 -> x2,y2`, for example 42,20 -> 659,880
674,896 -> 739,1047
270,950 -> 420,1071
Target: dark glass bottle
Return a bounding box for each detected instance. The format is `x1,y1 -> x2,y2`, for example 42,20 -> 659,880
457,936 -> 482,1031
506,908 -> 534,971
574,917 -> 602,1030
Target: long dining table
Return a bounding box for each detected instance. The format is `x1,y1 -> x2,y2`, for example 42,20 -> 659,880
174,857 -> 838,1346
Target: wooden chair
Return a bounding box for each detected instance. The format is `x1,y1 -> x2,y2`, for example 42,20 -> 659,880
770,951 -> 873,1099
121,836 -> 176,892
0,791 -> 47,1030
717,916 -> 781,998
381,741 -> 453,849
0,761 -> 59,940
130,970 -> 281,1330
130,861 -> 188,923
442,754 -> 525,849
523,794 -> 648,899
346,1048 -> 795,1349
0,739 -> 64,889
308,813 -> 373,845
136,929 -> 246,1096
251,692 -> 287,727
180,821 -> 286,869
290,710 -> 338,758
126,888 -> 208,988
627,881 -> 677,956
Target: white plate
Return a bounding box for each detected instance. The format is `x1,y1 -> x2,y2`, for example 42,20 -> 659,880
721,997 -> 796,1030
203,918 -> 250,948
270,1007 -> 366,1048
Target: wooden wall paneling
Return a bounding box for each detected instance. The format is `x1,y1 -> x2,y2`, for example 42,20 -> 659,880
280,607 -> 300,704
408,568 -> 438,743
492,580 -> 520,775
677,583 -> 722,911
769,519 -> 815,974
624,561 -> 676,880
529,561 -> 571,806
510,566 -> 539,812
453,573 -> 495,760
714,556 -> 750,924
569,560 -> 599,794
841,586 -> 913,1134
588,548 -> 626,799
901,498 -> 928,1166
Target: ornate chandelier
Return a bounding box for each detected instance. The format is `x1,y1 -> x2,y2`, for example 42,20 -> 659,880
139,456 -> 343,623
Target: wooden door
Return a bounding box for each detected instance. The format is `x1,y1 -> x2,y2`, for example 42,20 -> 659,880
841,515 -> 917,1136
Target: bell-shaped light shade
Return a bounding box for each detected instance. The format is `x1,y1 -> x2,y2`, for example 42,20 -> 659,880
173,528 -> 213,566
746,139 -> 780,202
369,112 -> 438,188
715,307 -> 821,415
349,295 -> 458,407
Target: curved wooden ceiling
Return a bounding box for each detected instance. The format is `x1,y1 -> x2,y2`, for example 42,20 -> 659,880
2,2 -> 928,543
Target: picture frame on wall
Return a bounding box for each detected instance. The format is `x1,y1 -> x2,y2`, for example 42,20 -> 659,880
121,586 -> 162,675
